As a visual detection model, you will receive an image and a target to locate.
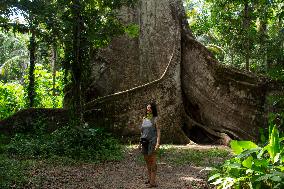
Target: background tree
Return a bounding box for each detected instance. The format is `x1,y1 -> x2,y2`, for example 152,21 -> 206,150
0,0 -> 137,120
0,31 -> 29,82
185,0 -> 284,75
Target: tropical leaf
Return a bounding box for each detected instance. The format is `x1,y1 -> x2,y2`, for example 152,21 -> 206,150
242,156 -> 253,168
237,148 -> 261,159
208,173 -> 221,182
267,126 -> 280,161
230,140 -> 243,154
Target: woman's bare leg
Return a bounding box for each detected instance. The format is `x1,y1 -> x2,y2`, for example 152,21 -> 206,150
149,153 -> 157,186
144,155 -> 151,182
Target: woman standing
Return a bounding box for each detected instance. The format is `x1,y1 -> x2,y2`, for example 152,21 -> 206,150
140,103 -> 161,188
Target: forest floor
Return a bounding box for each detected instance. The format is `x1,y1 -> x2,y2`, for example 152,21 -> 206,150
27,144 -> 232,189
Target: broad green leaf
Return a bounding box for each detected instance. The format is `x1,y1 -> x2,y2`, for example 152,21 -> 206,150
276,165 -> 284,172
230,140 -> 258,155
242,156 -> 253,168
257,147 -> 267,159
273,153 -> 280,163
208,173 -> 221,182
237,148 -> 261,159
225,162 -> 242,169
211,178 -> 223,185
268,125 -> 280,160
230,140 -> 243,154
254,159 -> 269,168
238,141 -> 258,149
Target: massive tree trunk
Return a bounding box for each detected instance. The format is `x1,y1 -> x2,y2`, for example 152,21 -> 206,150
1,0 -> 281,144
81,0 -> 281,144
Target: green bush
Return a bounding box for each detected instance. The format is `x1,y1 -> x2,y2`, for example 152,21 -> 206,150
4,124 -> 123,162
0,82 -> 25,119
0,64 -> 64,120
24,64 -> 64,108
209,125 -> 284,189
0,155 -> 33,189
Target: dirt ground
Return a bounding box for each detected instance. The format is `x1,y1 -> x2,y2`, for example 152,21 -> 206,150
29,145 -> 230,189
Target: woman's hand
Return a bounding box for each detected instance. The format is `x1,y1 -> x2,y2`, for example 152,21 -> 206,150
155,144 -> 160,151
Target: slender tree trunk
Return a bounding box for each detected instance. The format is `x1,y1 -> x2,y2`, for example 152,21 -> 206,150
71,0 -> 83,123
28,28 -> 36,107
261,21 -> 268,71
51,43 -> 57,107
243,1 -> 251,71
278,16 -> 284,65
259,2 -> 268,72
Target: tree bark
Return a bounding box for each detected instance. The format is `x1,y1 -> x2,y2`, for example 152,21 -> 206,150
71,0 -> 83,123
28,27 -> 36,108
3,0 -> 280,144
81,0 -> 274,144
243,1 -> 251,71
51,43 -> 57,104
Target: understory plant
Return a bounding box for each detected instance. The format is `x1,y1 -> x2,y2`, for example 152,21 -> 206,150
3,123 -> 123,163
0,82 -> 25,119
209,125 -> 284,189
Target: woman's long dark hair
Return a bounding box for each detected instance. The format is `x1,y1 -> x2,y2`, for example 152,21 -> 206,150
145,102 -> 158,117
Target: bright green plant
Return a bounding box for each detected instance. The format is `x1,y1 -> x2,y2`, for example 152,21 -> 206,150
23,64 -> 64,108
4,123 -> 123,163
209,125 -> 284,189
0,64 -> 64,120
0,82 -> 25,119
0,31 -> 29,83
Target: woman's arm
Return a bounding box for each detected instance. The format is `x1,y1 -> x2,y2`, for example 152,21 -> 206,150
155,122 -> 161,150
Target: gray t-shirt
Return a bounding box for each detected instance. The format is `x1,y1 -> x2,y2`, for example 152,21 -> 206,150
140,117 -> 157,154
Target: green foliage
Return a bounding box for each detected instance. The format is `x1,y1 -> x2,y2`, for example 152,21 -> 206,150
0,64 -> 64,120
0,31 -> 29,82
0,81 -> 25,119
3,123 -> 123,163
209,125 -> 284,189
124,24 -> 139,38
0,155 -> 34,189
24,64 -> 64,108
185,0 -> 284,73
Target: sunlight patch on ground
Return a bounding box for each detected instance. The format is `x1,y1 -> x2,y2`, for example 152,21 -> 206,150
179,176 -> 204,182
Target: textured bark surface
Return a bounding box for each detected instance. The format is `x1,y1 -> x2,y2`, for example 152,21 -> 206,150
181,35 -> 268,142
84,0 -> 190,144
86,1 -> 180,99
1,0 -> 282,144
84,0 -> 274,144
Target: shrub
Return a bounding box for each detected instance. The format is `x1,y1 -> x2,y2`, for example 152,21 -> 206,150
0,64 -> 64,120
4,124 -> 123,162
24,64 -> 64,108
209,125 -> 284,189
0,82 -> 25,119
0,155 -> 33,189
